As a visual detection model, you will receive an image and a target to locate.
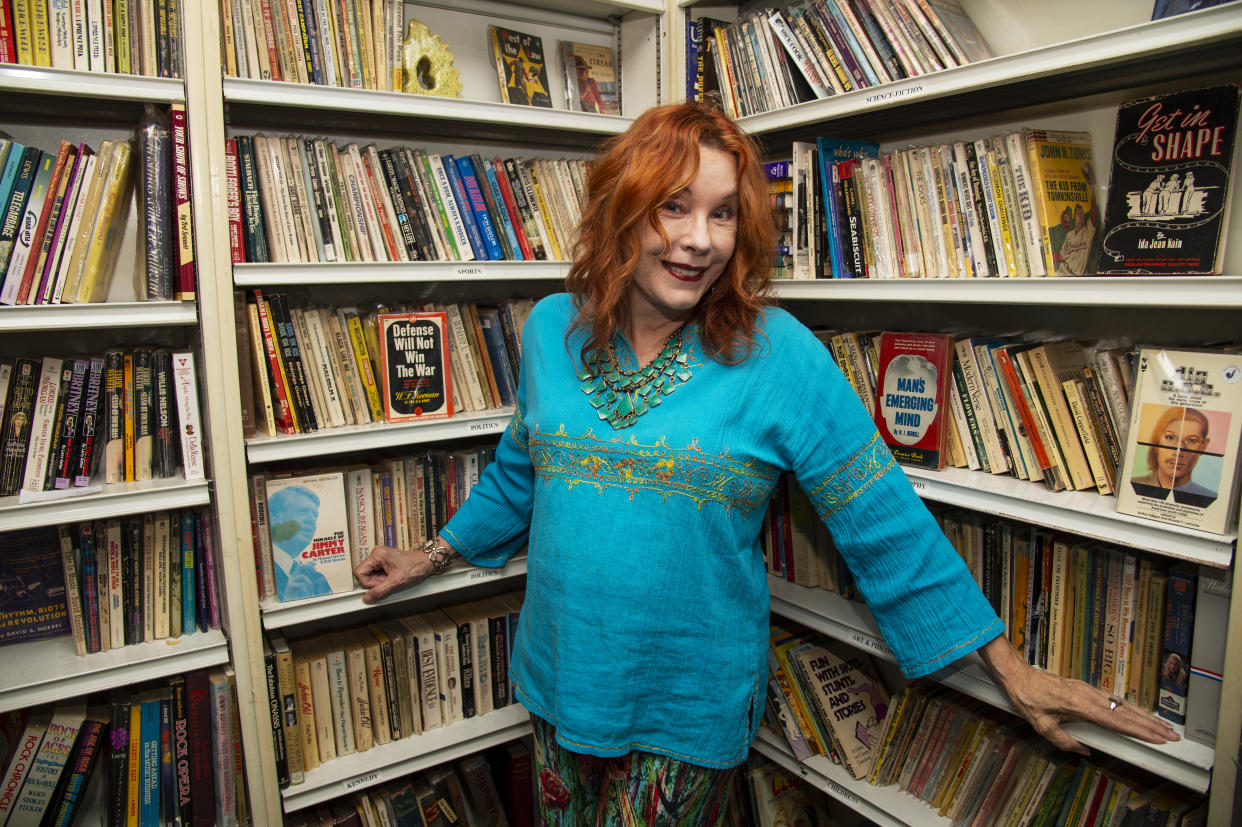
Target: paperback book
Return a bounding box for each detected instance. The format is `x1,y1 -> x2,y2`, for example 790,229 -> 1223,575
488,26 -> 552,108
1116,347 -> 1242,535
377,312 -> 452,422
265,473 -> 354,602
1098,84 -> 1240,274
873,332 -> 955,470
558,41 -> 620,115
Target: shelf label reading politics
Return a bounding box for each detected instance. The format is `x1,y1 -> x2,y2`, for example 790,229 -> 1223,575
1098,84 -> 1241,274
378,312 -> 452,423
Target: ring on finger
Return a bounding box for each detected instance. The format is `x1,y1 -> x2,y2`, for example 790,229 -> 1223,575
1108,696 -> 1123,711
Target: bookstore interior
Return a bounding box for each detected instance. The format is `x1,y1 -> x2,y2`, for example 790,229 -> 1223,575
1,0 -> 1241,824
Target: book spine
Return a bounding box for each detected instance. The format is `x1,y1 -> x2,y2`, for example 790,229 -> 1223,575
1158,566 -> 1197,725
170,103 -> 195,299
171,351 -> 204,480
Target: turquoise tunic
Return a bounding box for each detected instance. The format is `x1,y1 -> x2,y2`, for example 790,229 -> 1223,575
443,294 -> 1002,769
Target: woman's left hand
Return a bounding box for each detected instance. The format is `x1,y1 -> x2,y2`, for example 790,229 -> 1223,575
978,635 -> 1178,754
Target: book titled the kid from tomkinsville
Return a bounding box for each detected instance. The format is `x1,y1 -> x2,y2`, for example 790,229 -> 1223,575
1098,84 -> 1241,274
873,332 -> 955,470
265,473 -> 354,602
377,312 -> 452,423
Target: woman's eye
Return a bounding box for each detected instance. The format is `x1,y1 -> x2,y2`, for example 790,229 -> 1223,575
661,200 -> 684,214
712,206 -> 735,220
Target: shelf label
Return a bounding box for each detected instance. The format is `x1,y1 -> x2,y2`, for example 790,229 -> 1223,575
469,421 -> 503,432
826,779 -> 861,806
909,480 -> 927,493
864,83 -> 926,105
343,770 -> 382,793
850,632 -> 893,658
470,568 -> 502,581
454,265 -> 485,277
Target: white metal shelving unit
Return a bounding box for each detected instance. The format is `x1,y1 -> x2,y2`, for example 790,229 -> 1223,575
751,728 -> 948,827
232,261 -> 571,286
259,556 -> 528,628
0,630 -> 230,714
282,704 -> 531,812
0,301 -> 199,331
0,474 -> 211,533
768,577 -> 1217,793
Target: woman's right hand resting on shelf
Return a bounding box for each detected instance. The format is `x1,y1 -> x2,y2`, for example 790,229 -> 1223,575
979,635 -> 1179,753
353,537 -> 459,604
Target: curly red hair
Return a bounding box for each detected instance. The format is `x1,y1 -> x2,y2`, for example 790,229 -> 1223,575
565,103 -> 776,364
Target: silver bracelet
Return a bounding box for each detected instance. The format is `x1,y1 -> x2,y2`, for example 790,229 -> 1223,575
419,537 -> 453,576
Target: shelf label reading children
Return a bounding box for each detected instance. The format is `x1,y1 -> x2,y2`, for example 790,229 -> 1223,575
378,312 -> 452,423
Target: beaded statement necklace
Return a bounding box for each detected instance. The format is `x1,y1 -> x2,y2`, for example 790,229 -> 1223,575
577,325 -> 694,430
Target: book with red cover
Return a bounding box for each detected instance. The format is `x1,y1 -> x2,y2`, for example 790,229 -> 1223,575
873,332 -> 955,469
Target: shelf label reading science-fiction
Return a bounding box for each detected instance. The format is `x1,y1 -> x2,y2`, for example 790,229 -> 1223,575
1099,84 -> 1241,274
378,312 -> 452,423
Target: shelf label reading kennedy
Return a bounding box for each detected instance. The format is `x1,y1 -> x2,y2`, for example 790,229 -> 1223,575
344,770 -> 382,793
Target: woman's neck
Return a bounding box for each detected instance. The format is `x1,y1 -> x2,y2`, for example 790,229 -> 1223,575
624,315 -> 688,366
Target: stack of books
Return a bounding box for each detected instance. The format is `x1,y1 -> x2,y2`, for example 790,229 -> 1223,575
0,0 -> 184,77
264,592 -> 524,785
228,135 -> 586,264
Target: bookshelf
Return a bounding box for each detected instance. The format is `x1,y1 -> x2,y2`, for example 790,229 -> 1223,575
675,0 -> 1242,823
0,23 -> 252,827
177,0 -> 670,820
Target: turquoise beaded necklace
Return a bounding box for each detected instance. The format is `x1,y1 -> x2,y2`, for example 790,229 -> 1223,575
577,325 -> 694,430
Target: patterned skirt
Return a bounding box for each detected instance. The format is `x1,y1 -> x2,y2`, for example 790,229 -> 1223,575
530,715 -> 740,826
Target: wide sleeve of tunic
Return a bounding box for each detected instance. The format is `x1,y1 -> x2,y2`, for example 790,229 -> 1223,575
766,313 -> 1004,678
440,315 -> 539,568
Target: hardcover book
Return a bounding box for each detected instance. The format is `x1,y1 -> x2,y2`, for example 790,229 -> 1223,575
488,25 -> 552,108
873,332 -> 955,470
1115,347 -> 1242,535
265,472 -> 355,601
377,311 -> 452,422
0,526 -> 69,645
558,41 -> 619,115
1098,84 -> 1240,274
1023,129 -> 1102,275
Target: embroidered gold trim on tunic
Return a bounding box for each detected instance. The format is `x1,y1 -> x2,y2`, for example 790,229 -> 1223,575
528,427 -> 776,513
807,433 -> 895,520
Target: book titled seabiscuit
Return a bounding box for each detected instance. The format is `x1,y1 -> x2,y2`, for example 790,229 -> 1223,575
265,473 -> 354,602
377,312 -> 452,423
1099,84 -> 1241,274
1116,347 -> 1242,535
873,332 -> 955,470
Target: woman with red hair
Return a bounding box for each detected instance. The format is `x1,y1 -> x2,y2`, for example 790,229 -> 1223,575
355,103 -> 1174,823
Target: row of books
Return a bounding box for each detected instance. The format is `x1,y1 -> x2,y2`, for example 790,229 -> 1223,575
251,446 -> 492,603
778,129 -> 1104,281
218,0 -> 403,91
265,591 -> 523,786
0,134 -> 134,307
240,292 -> 531,438
934,508 -> 1228,744
764,484 -> 1228,747
764,631 -> 1211,826
0,0 -> 184,77
776,84 -> 1240,279
0,670 -> 246,827
227,133 -> 588,264
687,0 -> 992,118
286,746 -> 534,827
815,329 -> 1242,535
0,348 -> 205,500
0,509 -> 221,651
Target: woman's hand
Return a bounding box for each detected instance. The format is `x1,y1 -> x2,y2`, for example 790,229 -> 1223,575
979,635 -> 1178,753
353,544 -> 436,604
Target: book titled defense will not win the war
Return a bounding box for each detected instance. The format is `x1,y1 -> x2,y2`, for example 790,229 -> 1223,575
377,312 -> 452,423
